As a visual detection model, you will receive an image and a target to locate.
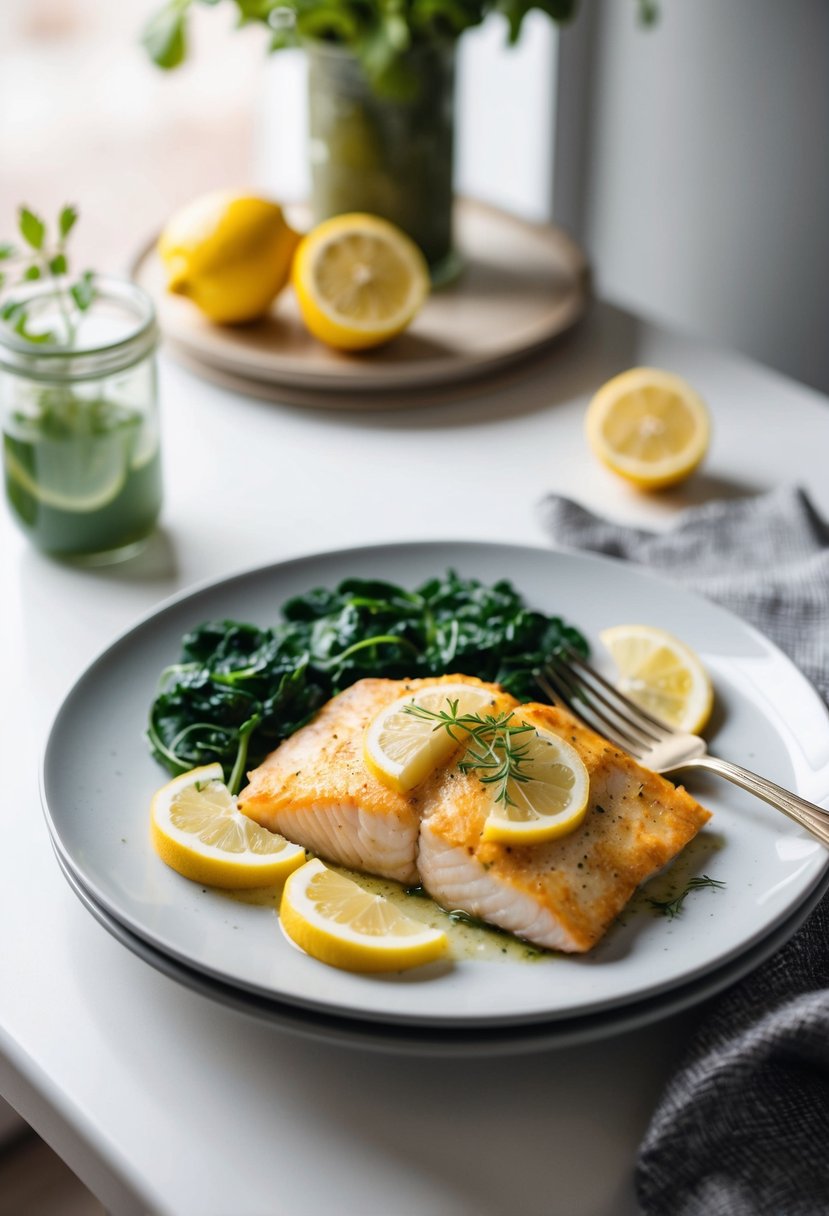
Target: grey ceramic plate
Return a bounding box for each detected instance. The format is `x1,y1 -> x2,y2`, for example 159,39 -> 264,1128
41,541 -> 829,1030
54,846 -> 829,1057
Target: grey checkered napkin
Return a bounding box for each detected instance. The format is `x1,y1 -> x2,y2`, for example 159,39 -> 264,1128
540,485 -> 829,1216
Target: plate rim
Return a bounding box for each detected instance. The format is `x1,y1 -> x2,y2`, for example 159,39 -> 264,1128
54,841 -> 829,1057
40,538 -> 829,1028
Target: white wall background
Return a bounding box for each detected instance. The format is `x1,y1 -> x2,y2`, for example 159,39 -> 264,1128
560,0 -> 829,394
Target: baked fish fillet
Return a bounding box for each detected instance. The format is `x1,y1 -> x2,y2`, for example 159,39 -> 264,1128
238,674 -> 506,885
417,702 -> 712,952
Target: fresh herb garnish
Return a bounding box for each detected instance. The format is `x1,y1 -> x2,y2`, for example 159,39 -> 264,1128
143,1 -> 657,96
402,698 -> 536,807
147,571 -> 588,785
647,875 -> 726,919
0,205 -> 95,346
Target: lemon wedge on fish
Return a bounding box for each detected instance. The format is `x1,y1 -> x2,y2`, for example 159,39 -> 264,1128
600,624 -> 713,733
481,724 -> 590,844
364,682 -> 498,793
280,858 -> 448,972
151,763 -> 307,888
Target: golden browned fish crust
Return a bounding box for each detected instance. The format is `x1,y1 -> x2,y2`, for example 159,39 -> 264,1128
238,674 -> 507,884
417,702 -> 712,952
239,676 -> 711,950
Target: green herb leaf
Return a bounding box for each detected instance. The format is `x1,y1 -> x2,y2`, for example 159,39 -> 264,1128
58,205 -> 78,240
140,0 -> 651,96
2,204 -> 94,347
19,207 -> 46,251
13,309 -> 55,343
403,700 -> 537,806
648,875 -> 726,920
70,271 -> 95,312
142,0 -> 190,69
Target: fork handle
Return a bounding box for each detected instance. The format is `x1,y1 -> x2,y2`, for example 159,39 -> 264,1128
684,755 -> 829,848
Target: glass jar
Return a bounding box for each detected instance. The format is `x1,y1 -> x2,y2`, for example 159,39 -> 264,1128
0,276 -> 162,563
307,42 -> 456,277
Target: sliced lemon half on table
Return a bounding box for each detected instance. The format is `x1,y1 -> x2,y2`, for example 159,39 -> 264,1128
280,859 -> 448,972
481,725 -> 590,845
600,624 -> 713,734
291,212 -> 430,351
151,763 -> 307,888
364,682 -> 498,793
585,367 -> 710,489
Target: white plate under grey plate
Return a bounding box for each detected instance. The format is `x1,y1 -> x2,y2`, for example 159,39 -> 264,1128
52,846 -> 829,1057
41,541 -> 829,1030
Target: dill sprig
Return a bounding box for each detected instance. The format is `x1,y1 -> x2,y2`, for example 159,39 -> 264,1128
402,698 -> 536,807
647,875 -> 726,920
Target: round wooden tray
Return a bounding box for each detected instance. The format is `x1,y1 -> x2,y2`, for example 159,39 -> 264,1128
133,199 -> 589,405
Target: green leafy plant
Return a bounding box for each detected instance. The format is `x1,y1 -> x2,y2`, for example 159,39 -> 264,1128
143,0 -> 656,94
0,205 -> 95,347
147,570 -> 589,786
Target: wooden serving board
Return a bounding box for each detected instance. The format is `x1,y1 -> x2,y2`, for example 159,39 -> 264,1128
133,199 -> 589,406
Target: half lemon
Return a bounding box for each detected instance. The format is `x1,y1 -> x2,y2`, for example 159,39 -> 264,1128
585,367 -> 710,489
291,213 -> 429,350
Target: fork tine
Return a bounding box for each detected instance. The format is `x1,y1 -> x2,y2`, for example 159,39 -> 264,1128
541,659 -> 651,757
536,665 -> 605,736
563,647 -> 672,738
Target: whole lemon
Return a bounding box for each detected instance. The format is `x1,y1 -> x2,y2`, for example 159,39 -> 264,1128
158,191 -> 300,324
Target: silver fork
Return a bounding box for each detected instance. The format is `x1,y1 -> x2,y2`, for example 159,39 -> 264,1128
537,648 -> 829,849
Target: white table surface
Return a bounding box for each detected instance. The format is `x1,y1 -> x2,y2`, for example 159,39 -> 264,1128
3,299 -> 828,1216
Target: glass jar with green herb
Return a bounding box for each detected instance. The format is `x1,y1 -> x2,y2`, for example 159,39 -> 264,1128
307,41 -> 456,277
1,275 -> 162,563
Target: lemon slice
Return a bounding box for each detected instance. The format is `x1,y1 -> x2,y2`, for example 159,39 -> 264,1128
481,724 -> 590,844
151,763 -> 307,888
280,858 -> 447,972
4,426 -> 135,512
600,624 -> 713,733
291,213 -> 429,350
364,682 -> 498,793
585,367 -> 710,489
